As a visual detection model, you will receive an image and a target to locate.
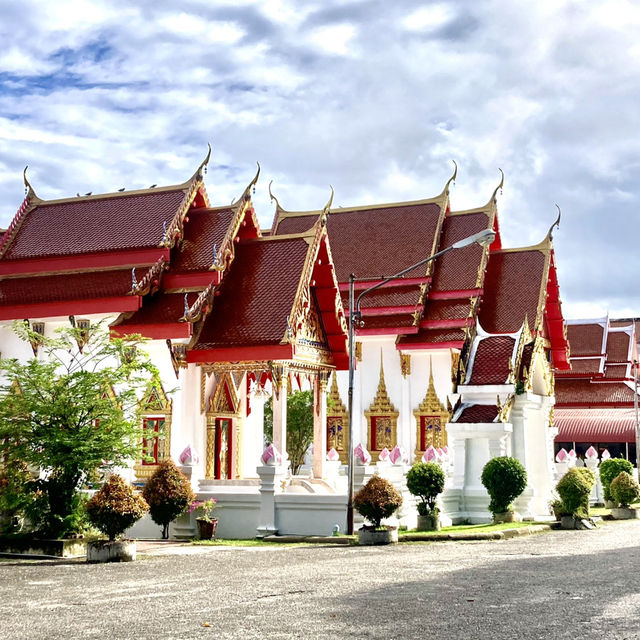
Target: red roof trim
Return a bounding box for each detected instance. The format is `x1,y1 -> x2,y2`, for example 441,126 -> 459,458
356,326 -> 419,336
427,288 -> 483,300
338,276 -> 431,291
420,317 -> 474,330
360,305 -> 418,317
0,296 -> 141,321
187,344 -> 293,363
163,271 -> 221,290
396,340 -> 465,351
111,322 -> 192,340
0,247 -> 169,277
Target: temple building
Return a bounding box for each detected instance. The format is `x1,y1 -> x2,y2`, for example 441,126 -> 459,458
0,151 -> 575,535
554,317 -> 638,462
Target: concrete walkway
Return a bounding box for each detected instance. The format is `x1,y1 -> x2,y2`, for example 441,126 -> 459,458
1,520 -> 639,639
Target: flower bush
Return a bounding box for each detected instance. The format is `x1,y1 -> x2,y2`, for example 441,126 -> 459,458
599,458 -> 633,502
406,462 -> 445,516
142,460 -> 195,539
481,456 -> 527,515
556,467 -> 596,518
86,475 -> 148,541
353,475 -> 402,528
610,471 -> 640,508
188,498 -> 217,523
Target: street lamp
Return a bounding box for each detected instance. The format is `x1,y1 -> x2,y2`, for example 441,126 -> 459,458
345,228 -> 496,534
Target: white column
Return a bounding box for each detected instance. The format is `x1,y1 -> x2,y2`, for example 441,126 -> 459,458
244,383 -> 266,478
256,462 -> 287,537
312,373 -> 328,479
272,366 -> 288,457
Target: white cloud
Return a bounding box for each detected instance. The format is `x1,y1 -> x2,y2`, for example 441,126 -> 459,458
307,24 -> 357,56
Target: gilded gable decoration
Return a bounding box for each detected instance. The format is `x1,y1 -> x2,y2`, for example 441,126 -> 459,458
135,377 -> 172,480
365,352 -> 399,458
26,321 -> 45,356
399,353 -> 411,377
327,373 -> 349,464
413,357 -> 449,460
166,339 -> 188,378
210,372 -> 240,415
355,342 -> 362,362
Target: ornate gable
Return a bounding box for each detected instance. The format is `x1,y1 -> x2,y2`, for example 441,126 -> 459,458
413,357 -> 450,459
365,353 -> 399,457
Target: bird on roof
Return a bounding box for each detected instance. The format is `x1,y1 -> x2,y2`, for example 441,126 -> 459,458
84,192 -> 92,196
149,184 -> 157,188
118,188 -> 125,192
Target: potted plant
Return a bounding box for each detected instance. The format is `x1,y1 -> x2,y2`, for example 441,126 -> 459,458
609,471 -> 640,520
481,456 -> 527,523
85,474 -> 148,562
406,462 -> 445,531
556,467 -> 596,529
142,460 -> 195,539
353,475 -> 402,545
189,498 -> 218,539
599,458 -> 633,508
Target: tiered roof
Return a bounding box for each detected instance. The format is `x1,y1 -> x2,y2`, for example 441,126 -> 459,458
554,317 -> 638,444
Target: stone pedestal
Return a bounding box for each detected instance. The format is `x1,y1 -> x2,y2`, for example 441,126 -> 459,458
256,463 -> 287,537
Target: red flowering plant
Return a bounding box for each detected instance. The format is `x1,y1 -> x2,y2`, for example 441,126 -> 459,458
188,498 -> 217,523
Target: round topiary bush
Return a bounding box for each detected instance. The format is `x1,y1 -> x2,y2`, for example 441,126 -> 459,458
353,475 -> 402,528
610,471 -> 640,508
599,458 -> 633,502
406,462 -> 445,516
480,456 -> 527,515
86,475 -> 148,541
142,460 -> 195,539
556,467 -> 596,518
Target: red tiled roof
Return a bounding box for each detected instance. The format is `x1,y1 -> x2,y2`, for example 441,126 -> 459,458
454,404 -> 499,423
358,313 -> 416,330
468,335 -> 515,385
430,212 -> 490,292
604,364 -> 630,379
3,187 -> 189,260
478,249 -> 546,333
397,327 -> 466,348
554,379 -> 636,407
606,331 -> 632,363
422,299 -> 473,323
0,269 -> 134,305
342,284 -> 423,310
192,237 -> 310,348
170,207 -> 235,272
566,323 -> 605,356
554,408 -> 637,443
556,357 -> 603,377
114,292 -> 187,326
275,202 -> 444,283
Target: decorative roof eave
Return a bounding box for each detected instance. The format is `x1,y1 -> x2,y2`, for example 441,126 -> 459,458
184,280 -> 216,325
131,256 -> 168,296
159,148 -> 212,249
209,166 -> 262,273
0,167 -> 42,259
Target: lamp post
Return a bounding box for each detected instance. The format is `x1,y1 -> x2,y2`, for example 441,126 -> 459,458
345,228 -> 496,534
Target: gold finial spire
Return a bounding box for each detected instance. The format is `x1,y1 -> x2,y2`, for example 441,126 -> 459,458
323,185 -> 334,215
438,160 -> 458,198
547,204 -> 561,241
490,168 -> 504,203
23,166 -> 38,199
240,162 -> 260,201
268,180 -> 285,211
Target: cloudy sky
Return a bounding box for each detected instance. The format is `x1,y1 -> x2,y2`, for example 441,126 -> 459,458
0,0 -> 638,319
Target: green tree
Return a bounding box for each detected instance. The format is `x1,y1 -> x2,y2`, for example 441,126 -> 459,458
0,320 -> 158,538
264,390 -> 314,475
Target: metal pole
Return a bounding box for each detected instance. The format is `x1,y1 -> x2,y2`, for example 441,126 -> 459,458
347,273 -> 356,535
634,360 -> 639,469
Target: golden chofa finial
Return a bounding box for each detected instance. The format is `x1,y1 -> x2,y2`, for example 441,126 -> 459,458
196,143 -> 212,178
547,204 -> 561,241
268,179 -> 284,211
242,162 -> 260,201
323,185 -> 334,215
23,166 -> 38,199
438,160 -> 458,198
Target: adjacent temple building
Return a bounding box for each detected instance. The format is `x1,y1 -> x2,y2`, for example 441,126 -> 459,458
0,149 -> 600,536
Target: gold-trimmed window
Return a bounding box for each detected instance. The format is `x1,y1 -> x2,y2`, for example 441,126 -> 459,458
413,360 -> 449,461
365,355 -> 398,460
326,373 -> 349,464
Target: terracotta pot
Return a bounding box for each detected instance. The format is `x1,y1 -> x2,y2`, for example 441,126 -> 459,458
357,526 -> 398,546
196,518 -> 218,540
417,514 -> 441,531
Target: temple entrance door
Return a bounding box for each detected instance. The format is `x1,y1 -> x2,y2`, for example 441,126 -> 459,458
213,417 -> 233,480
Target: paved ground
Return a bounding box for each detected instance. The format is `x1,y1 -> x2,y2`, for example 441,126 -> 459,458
2,522 -> 640,640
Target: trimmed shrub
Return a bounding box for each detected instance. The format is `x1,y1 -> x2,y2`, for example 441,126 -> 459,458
599,458 -> 634,502
610,471 -> 640,508
354,475 -> 402,528
556,467 -> 596,518
142,460 -> 195,539
406,462 -> 445,516
86,475 -> 148,541
481,456 -> 527,514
